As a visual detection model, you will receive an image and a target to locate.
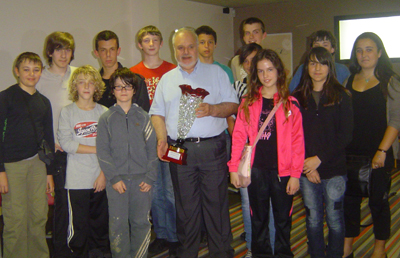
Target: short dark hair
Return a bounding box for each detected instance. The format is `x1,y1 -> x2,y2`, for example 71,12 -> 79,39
137,25 -> 163,44
95,30 -> 119,51
309,30 -> 336,52
195,25 -> 217,44
14,52 -> 43,71
240,17 -> 266,39
44,32 -> 75,65
239,43 -> 262,65
109,68 -> 139,99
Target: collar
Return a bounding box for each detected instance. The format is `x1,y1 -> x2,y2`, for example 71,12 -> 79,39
100,62 -> 123,76
43,65 -> 72,79
177,59 -> 200,75
257,87 -> 279,102
110,102 -> 139,115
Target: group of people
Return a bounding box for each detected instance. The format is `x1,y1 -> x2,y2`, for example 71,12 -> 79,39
0,16 -> 399,258
228,18 -> 399,258
0,27 -> 176,258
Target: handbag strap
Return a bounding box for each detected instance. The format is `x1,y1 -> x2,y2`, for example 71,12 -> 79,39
252,100 -> 282,148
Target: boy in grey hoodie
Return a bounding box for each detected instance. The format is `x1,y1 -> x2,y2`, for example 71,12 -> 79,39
97,68 -> 158,258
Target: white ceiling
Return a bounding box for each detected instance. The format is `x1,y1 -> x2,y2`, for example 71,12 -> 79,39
187,0 -> 293,8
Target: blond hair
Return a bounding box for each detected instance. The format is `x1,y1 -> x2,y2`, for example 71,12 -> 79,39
69,65 -> 105,102
137,25 -> 163,43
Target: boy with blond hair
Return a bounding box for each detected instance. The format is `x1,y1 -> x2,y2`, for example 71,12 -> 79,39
58,65 -> 109,257
130,25 -> 179,256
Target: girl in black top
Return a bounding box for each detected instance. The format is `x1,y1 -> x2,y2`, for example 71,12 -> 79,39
343,32 -> 400,258
293,47 -> 353,258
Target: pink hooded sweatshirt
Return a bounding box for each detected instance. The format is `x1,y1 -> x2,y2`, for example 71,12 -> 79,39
228,90 -> 305,178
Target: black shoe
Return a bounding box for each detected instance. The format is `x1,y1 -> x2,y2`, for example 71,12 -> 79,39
148,238 -> 169,257
344,252 -> 353,258
200,231 -> 208,247
168,241 -> 180,258
88,249 -> 103,258
240,232 -> 246,242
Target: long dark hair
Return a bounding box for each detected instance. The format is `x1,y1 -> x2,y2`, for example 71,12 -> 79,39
349,32 -> 400,99
294,47 -> 348,109
241,49 -> 289,124
239,43 -> 262,65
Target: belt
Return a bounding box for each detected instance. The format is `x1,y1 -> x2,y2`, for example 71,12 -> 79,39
184,134 -> 220,143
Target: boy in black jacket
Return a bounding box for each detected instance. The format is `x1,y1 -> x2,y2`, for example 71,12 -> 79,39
0,52 -> 54,258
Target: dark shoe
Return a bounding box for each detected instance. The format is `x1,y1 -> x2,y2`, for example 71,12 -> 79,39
148,238 -> 169,257
168,241 -> 180,258
88,249 -> 103,258
240,232 -> 246,242
200,231 -> 208,247
103,252 -> 112,258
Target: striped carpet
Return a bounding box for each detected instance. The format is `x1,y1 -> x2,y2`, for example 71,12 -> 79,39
152,169 -> 400,258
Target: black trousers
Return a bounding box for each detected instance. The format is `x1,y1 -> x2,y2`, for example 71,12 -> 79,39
248,168 -> 294,258
169,133 -> 234,258
53,151 -> 73,257
67,189 -> 110,258
344,164 -> 392,239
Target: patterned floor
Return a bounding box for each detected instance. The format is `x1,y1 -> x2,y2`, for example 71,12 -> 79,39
152,169 -> 400,258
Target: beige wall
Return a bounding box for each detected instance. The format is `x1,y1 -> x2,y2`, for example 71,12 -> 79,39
0,0 -> 233,90
233,0 -> 400,76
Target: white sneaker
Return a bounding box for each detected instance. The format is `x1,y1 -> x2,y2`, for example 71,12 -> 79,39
244,249 -> 252,258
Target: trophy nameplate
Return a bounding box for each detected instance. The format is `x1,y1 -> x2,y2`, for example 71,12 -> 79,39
162,139 -> 187,165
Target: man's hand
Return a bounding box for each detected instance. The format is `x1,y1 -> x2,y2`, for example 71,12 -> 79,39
93,171 -> 106,193
113,180 -> 127,194
227,116 -> 235,136
0,172 -> 9,194
139,182 -> 152,192
286,177 -> 299,195
230,172 -> 241,188
157,139 -> 169,162
196,103 -> 214,118
46,175 -> 54,194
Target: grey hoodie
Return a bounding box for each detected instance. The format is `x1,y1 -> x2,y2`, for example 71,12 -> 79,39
96,103 -> 158,185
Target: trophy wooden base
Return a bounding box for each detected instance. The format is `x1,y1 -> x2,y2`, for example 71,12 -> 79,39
162,144 -> 187,165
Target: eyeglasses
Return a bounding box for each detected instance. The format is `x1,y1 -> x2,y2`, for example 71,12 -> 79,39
114,85 -> 133,91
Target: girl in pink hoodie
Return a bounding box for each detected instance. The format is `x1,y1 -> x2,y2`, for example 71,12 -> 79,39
229,49 -> 304,257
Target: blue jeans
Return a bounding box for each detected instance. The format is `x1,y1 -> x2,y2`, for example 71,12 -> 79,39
300,175 -> 347,258
241,188 -> 275,252
152,160 -> 178,242
240,187 -> 252,249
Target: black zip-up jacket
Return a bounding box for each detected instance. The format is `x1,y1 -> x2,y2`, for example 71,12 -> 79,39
293,90 -> 353,179
0,84 -> 55,174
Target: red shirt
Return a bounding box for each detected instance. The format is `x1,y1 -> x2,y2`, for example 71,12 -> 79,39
130,61 -> 176,105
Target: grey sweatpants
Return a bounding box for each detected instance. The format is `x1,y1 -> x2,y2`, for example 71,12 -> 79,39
106,178 -> 152,258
